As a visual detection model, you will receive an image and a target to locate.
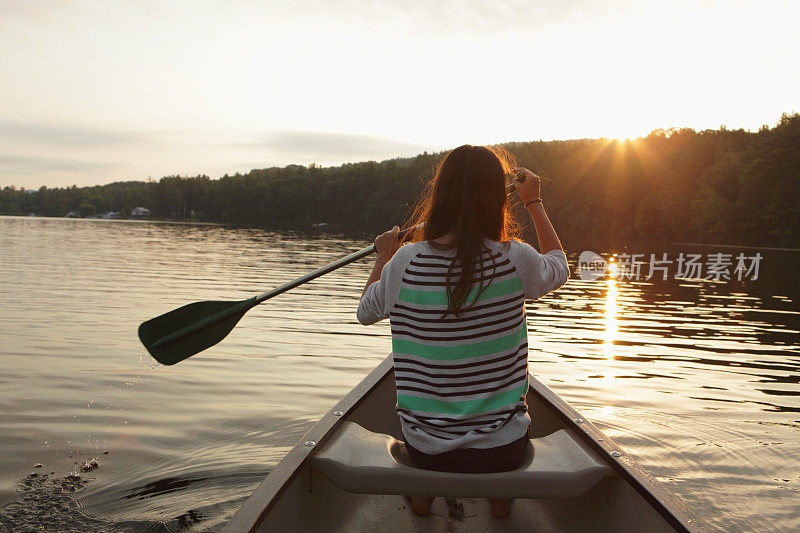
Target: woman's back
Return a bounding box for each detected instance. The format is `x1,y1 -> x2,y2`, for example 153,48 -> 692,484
357,238 -> 569,455
357,144 -> 568,514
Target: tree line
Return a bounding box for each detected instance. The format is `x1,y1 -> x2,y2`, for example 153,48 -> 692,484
1,113 -> 798,247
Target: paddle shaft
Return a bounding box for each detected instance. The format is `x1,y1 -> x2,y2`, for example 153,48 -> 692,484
255,243 -> 376,303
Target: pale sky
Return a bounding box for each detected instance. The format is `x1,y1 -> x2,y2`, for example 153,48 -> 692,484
1,0 -> 798,188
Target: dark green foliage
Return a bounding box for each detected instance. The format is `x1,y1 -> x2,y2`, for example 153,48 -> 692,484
2,114 -> 798,247
78,203 -> 96,217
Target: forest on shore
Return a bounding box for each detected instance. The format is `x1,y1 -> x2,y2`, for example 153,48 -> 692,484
1,113 -> 798,247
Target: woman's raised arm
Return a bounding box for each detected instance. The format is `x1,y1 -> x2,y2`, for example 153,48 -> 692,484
512,167 -> 564,254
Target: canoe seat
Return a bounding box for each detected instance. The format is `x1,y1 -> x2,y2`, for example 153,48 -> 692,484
312,422 -> 613,499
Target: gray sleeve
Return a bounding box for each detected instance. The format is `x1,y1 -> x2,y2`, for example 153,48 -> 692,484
508,241 -> 570,300
356,244 -> 414,325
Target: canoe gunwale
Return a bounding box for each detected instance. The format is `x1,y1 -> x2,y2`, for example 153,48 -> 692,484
527,374 -> 708,532
223,356 -> 395,533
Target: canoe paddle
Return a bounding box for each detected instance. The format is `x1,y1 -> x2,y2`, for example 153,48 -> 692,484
138,243 -> 387,365
138,174 -> 532,365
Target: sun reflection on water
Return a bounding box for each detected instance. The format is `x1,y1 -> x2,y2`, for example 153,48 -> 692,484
603,276 -> 620,358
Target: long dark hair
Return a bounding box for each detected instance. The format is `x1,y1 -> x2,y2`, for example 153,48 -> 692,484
410,145 -> 519,315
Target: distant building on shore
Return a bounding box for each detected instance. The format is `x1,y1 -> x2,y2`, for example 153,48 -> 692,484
131,207 -> 151,217
101,211 -> 121,219
65,211 -> 80,218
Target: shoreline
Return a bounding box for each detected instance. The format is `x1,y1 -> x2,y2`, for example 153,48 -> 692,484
4,215 -> 800,252
667,241 -> 800,253
0,214 -> 224,227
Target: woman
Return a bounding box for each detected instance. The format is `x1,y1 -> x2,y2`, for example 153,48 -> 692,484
357,144 -> 569,518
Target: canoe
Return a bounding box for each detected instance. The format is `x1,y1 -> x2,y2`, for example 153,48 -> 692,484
224,356 -> 708,532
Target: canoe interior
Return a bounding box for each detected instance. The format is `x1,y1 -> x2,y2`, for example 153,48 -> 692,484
225,357 -> 704,532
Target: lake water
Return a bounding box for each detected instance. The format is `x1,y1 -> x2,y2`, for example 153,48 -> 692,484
0,216 -> 798,532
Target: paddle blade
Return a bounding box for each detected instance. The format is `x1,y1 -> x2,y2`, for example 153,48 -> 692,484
138,299 -> 253,365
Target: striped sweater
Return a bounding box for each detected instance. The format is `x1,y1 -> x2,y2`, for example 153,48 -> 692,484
357,239 -> 570,454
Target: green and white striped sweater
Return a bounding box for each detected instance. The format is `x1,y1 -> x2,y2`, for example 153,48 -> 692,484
357,239 -> 569,454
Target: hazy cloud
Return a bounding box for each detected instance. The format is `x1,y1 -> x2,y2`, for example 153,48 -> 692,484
253,131 -> 442,161
0,127 -> 443,188
0,155 -> 117,174
391,0 -> 631,34
0,120 -> 151,148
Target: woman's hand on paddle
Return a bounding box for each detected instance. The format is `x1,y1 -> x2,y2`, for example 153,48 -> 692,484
511,167 -> 541,203
375,226 -> 401,261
